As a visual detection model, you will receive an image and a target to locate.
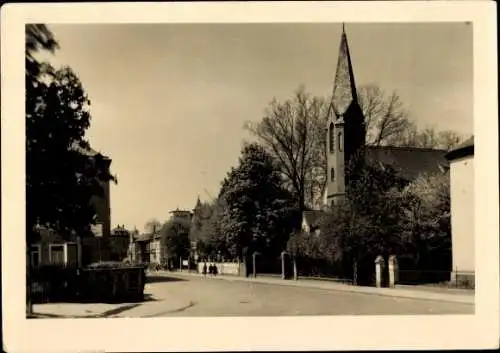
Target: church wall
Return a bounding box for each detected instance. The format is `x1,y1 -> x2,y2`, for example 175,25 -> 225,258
449,155 -> 474,280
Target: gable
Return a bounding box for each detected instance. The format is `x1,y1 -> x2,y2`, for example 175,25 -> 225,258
365,146 -> 448,181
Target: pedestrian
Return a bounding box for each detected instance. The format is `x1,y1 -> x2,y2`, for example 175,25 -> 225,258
213,264 -> 218,277
202,263 -> 207,277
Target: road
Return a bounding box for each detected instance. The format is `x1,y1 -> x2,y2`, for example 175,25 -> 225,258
122,273 -> 474,317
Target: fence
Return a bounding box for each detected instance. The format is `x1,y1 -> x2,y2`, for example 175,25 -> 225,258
395,269 -> 474,289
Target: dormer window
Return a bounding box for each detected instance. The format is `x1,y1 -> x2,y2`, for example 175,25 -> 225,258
338,131 -> 343,152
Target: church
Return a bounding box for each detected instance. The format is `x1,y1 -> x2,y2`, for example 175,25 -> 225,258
303,26 -> 449,230
324,26 -> 448,206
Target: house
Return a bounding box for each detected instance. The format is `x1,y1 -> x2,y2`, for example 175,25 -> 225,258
445,137 -> 474,284
170,208 -> 193,223
29,144 -> 113,267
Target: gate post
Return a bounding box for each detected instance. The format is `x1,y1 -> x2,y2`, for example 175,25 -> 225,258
375,255 -> 384,288
281,251 -> 287,280
293,256 -> 298,281
388,255 -> 398,288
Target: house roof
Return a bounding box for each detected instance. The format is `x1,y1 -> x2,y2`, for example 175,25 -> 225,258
302,210 -> 327,228
366,146 -> 449,181
445,136 -> 474,161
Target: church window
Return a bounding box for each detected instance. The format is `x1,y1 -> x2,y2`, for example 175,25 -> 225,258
329,123 -> 334,153
330,168 -> 335,181
338,131 -> 343,152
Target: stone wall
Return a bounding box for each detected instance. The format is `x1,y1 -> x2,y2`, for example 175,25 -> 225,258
197,261 -> 244,276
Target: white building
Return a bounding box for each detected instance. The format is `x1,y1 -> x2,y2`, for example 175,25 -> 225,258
445,137 -> 474,285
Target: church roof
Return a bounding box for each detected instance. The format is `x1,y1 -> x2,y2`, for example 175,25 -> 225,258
366,146 -> 449,181
331,26 -> 358,116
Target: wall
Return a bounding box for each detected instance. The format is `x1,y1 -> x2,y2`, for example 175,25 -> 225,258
449,155 -> 475,279
197,261 -> 243,276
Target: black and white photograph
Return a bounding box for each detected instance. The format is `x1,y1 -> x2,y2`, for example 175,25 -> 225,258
2,1 -> 498,352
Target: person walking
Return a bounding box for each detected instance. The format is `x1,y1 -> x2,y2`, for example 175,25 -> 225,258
202,263 -> 207,277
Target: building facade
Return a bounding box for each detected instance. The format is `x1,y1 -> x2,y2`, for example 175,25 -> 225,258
29,144 -> 113,267
445,137 -> 475,285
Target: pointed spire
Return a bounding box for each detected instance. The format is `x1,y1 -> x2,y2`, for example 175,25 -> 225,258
331,25 -> 358,116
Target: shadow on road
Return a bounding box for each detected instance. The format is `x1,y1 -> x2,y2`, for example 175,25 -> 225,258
146,275 -> 188,284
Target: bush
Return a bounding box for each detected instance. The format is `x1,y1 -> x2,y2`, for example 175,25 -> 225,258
86,261 -> 146,269
80,265 -> 146,303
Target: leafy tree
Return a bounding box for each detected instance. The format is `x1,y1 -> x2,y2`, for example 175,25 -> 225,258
318,162 -> 410,284
161,218 -> 191,261
400,171 -> 451,271
26,24 -> 115,241
218,143 -> 300,259
191,199 -> 229,260
26,24 -> 116,313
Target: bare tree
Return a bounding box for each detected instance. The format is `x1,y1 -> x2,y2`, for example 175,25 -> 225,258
393,123 -> 468,150
357,85 -> 412,146
245,86 -> 328,213
358,85 -> 468,150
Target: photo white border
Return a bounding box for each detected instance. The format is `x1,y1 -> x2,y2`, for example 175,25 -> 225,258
1,1 -> 498,352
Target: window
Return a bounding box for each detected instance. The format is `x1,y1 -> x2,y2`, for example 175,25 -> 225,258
330,168 -> 335,181
329,123 -> 334,153
49,244 -> 65,265
30,244 -> 41,267
338,131 -> 343,152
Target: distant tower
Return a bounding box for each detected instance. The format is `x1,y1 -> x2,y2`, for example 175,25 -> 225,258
325,25 -> 366,206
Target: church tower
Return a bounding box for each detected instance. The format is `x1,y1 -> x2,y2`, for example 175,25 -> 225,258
325,25 -> 366,206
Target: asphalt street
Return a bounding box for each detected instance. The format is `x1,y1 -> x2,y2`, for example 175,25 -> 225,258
121,273 -> 474,317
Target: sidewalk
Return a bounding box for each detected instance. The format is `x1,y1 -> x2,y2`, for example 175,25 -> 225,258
32,302 -> 141,318
170,271 -> 475,305
31,282 -> 193,319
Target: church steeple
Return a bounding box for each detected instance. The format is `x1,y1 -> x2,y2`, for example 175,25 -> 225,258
325,25 -> 366,207
332,24 -> 358,117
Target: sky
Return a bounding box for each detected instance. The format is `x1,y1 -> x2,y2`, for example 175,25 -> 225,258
45,22 -> 473,232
